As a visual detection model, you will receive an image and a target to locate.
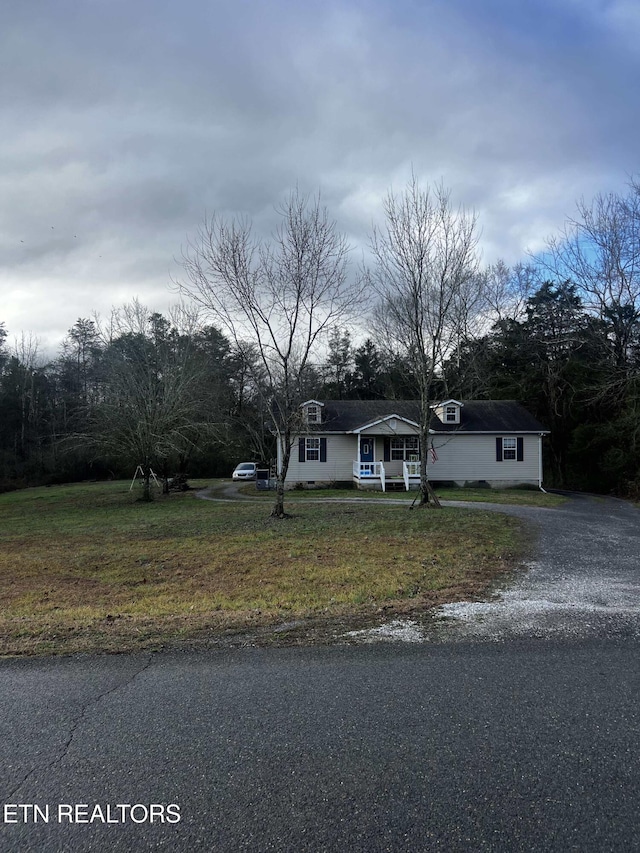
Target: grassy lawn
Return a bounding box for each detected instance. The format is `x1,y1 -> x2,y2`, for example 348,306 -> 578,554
0,480 -> 529,656
232,482 -> 566,507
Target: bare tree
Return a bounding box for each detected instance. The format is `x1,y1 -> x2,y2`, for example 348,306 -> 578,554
482,259 -> 539,325
368,177 -> 482,507
178,189 -> 359,518
543,186 -> 640,368
11,332 -> 45,459
0,322 -> 8,373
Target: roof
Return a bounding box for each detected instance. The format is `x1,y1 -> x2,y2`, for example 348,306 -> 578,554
431,398 -> 464,408
432,400 -> 547,433
306,400 -> 548,433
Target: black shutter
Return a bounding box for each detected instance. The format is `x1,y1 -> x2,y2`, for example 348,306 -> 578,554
517,437 -> 524,462
384,437 -> 390,462
299,437 -> 305,463
496,437 -> 503,462
320,437 -> 327,462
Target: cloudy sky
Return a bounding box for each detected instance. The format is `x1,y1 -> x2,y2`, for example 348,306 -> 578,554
2,0 -> 639,354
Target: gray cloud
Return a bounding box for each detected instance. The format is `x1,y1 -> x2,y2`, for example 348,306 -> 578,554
1,0 -> 639,352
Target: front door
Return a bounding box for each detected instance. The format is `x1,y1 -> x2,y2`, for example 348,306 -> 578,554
360,438 -> 374,463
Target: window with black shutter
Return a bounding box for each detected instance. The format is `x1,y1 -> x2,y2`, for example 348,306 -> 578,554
497,437 -> 524,461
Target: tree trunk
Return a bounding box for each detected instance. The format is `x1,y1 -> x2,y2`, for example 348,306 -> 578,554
271,477 -> 287,518
142,467 -> 153,502
271,434 -> 292,518
417,401 -> 441,508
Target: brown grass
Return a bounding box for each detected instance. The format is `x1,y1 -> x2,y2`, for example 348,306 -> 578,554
0,481 -> 528,655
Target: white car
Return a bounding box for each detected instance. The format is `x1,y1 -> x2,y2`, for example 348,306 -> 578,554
232,462 -> 257,481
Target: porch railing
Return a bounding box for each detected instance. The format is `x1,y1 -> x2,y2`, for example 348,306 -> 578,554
353,461 -> 386,492
403,461 -> 420,491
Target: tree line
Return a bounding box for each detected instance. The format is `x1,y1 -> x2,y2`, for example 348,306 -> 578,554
0,306 -> 249,496
2,179 -> 639,505
0,300 -> 420,498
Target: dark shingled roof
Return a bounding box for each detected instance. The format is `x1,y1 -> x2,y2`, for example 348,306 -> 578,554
311,400 -> 548,433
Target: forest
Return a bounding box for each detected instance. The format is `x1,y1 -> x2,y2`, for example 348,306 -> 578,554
2,180 -> 639,498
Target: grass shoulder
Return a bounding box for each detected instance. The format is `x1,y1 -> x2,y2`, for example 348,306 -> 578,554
0,480 -> 529,656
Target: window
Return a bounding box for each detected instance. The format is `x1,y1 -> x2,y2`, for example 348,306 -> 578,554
445,406 -> 457,422
391,436 -> 419,460
306,405 -> 320,424
502,438 -> 517,460
299,436 -> 327,463
496,437 -> 523,461
305,437 -> 321,460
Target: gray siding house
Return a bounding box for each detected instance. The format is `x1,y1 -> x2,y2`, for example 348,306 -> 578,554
280,399 -> 549,491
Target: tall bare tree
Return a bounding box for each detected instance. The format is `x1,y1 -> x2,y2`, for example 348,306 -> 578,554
368,177 -> 482,506
178,189 -> 359,518
482,259 -> 539,325
544,186 -> 640,370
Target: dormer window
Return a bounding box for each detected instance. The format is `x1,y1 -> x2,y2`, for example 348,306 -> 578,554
301,400 -> 324,425
430,399 -> 463,425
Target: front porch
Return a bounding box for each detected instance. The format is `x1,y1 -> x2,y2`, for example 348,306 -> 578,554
352,460 -> 421,492
352,423 -> 423,491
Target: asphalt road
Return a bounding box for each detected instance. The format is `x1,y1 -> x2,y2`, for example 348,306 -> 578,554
1,494 -> 639,852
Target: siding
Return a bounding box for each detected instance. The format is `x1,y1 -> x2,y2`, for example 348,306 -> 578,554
430,434 -> 540,484
283,433 -> 542,485
359,422 -> 419,436
285,435 -> 356,483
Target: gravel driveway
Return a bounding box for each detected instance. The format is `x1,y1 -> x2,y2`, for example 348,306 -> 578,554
349,493 -> 640,644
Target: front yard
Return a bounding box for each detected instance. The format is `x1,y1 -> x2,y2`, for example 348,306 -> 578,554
0,481 -> 531,656
230,481 -> 566,506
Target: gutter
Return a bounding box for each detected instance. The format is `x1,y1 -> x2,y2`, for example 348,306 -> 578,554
538,432 -> 547,492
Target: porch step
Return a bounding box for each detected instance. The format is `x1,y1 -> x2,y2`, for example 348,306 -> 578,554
385,478 -> 406,491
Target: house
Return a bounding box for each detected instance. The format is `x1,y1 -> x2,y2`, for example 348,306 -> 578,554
279,399 -> 549,491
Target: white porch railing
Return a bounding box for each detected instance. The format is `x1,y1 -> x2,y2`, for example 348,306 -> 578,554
353,461 -> 386,492
403,461 -> 420,491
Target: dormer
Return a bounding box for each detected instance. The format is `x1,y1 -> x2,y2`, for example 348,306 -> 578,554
430,399 -> 464,425
300,400 -> 324,425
